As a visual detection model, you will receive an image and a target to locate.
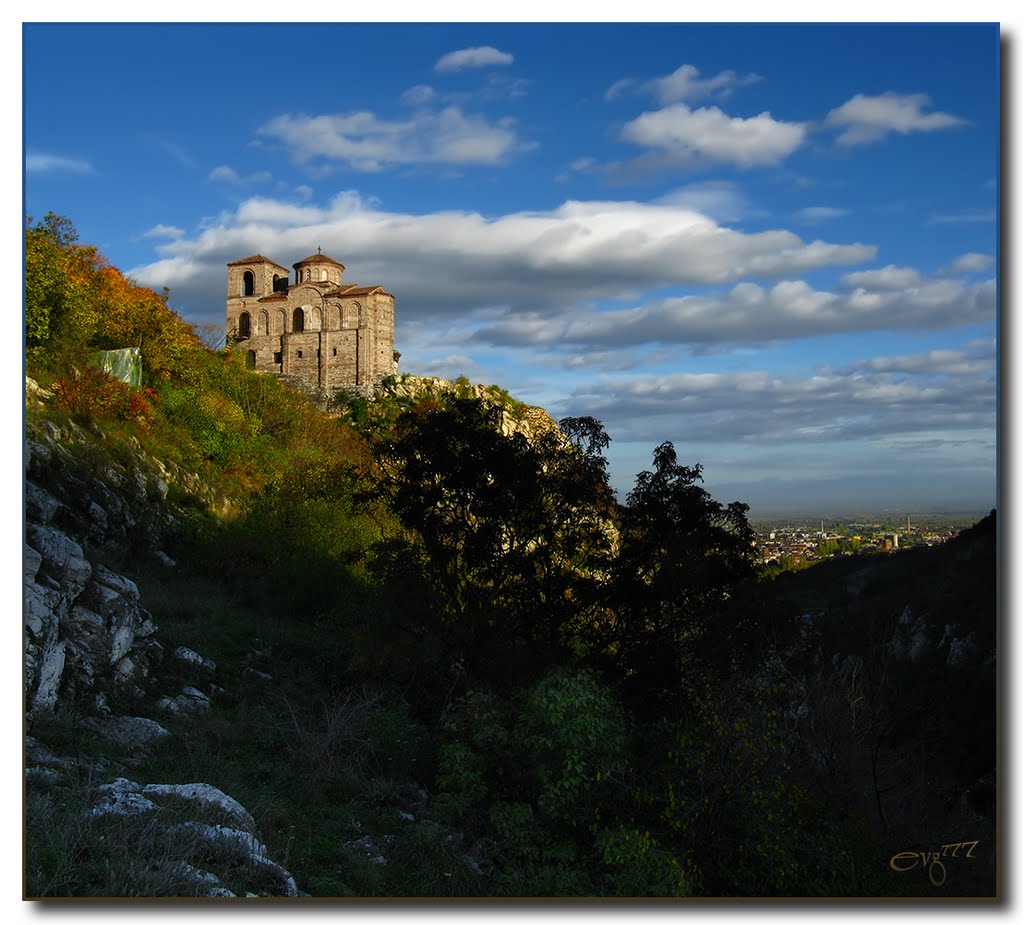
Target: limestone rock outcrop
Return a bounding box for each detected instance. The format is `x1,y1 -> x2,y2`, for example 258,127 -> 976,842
87,779 -> 301,897
24,380 -> 217,715
25,520 -> 164,715
24,378 -> 302,898
378,374 -> 562,442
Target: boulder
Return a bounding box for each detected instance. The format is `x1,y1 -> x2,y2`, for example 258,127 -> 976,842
25,482 -> 63,525
142,783 -> 256,833
173,646 -> 217,674
156,687 -> 212,715
85,778 -> 301,897
168,822 -> 300,897
26,524 -> 92,598
91,778 -> 159,817
88,716 -> 171,750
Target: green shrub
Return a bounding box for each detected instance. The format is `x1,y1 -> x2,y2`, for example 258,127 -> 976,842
518,668 -> 627,823
596,825 -> 691,897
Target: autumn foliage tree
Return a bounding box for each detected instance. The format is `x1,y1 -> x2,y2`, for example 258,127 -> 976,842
25,213 -> 102,355
25,213 -> 204,381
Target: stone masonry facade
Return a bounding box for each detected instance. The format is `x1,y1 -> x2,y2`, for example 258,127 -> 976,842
226,251 -> 397,397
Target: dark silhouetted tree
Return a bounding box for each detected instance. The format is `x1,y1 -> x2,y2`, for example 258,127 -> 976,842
371,398 -> 616,675
609,442 -> 765,704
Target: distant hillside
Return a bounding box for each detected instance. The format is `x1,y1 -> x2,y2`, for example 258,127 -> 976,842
767,512 -> 997,894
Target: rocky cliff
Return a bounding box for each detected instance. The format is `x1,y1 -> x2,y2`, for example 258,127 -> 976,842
379,375 -> 562,441
24,378 -> 301,898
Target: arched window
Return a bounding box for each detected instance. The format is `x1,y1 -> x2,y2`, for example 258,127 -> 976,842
242,271 -> 255,297
305,269 -> 311,282
238,311 -> 251,338
292,307 -> 305,333
310,307 -> 322,331
321,269 -> 328,281
257,311 -> 269,335
275,310 -> 285,335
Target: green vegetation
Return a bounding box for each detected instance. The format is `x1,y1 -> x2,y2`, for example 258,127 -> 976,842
24,217 -> 996,898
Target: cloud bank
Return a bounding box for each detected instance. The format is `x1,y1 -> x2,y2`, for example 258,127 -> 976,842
130,193 -> 876,326
473,274 -> 995,350
565,341 -> 996,446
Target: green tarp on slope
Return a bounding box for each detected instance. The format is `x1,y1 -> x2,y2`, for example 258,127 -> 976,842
88,347 -> 143,387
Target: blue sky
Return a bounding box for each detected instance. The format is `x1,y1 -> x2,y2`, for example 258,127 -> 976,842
23,21 -> 1000,517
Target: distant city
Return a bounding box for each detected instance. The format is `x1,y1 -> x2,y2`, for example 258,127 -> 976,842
751,510 -> 992,573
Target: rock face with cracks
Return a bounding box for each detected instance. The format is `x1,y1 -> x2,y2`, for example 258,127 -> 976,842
24,379 -> 303,897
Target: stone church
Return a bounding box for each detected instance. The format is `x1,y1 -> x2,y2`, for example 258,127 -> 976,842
225,251 -> 397,396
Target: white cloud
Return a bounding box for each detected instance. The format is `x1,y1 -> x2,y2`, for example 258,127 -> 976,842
233,198 -> 328,228
555,156 -> 597,183
604,78 -> 640,101
606,64 -> 760,104
435,46 -> 514,73
838,342 -> 996,377
473,74 -> 530,101
825,92 -> 966,146
654,65 -> 760,104
794,205 -> 848,225
566,345 -> 995,446
422,74 -> 531,108
148,135 -> 196,168
841,265 -> 922,289
655,181 -> 752,223
621,103 -> 807,168
407,353 -> 485,379
945,252 -> 995,274
209,165 -> 272,185
25,152 -> 93,174
129,192 -> 875,328
400,84 -> 437,106
929,209 -> 996,225
258,107 -> 528,171
210,165 -> 240,183
142,224 -> 184,240
474,272 -> 995,350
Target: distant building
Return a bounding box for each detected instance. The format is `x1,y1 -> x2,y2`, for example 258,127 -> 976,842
225,251 -> 398,397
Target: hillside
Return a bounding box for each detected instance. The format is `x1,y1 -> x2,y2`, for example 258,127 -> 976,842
23,216 -> 997,899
